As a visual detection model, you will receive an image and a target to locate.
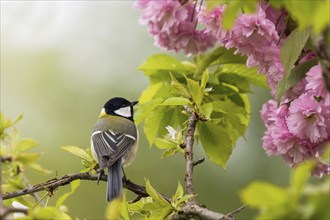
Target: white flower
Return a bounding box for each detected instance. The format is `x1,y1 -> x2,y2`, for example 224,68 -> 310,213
12,201 -> 28,219
166,125 -> 177,140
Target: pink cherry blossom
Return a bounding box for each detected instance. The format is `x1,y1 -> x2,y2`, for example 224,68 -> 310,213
306,64 -> 330,106
134,0 -> 216,55
286,92 -> 329,143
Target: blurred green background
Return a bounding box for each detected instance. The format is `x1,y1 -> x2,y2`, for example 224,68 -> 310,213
1,1 -> 291,219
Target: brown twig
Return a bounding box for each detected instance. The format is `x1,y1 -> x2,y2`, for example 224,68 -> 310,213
226,204 -> 248,217
184,112 -> 199,203
181,204 -> 233,220
2,172 -> 171,203
192,157 -> 205,167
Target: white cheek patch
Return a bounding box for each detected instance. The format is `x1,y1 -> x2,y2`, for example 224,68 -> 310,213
114,106 -> 132,118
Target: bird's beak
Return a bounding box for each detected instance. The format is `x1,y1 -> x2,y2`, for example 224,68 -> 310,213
131,101 -> 139,106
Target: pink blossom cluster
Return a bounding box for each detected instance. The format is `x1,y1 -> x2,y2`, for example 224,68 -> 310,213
199,3 -> 285,95
134,0 -> 330,176
261,65 -> 330,177
134,0 -> 216,55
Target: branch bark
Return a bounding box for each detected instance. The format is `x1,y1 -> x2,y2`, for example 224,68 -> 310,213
312,26 -> 330,92
2,172 -> 149,200
184,112 -> 198,203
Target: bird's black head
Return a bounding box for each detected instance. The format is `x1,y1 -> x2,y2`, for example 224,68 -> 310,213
103,97 -> 138,120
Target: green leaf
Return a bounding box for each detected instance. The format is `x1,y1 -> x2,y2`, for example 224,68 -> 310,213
30,207 -> 71,220
56,180 -> 81,207
15,139 -> 39,152
145,179 -> 172,208
160,97 -> 191,106
210,48 -> 246,66
200,103 -> 213,120
186,77 -> 204,107
291,162 -> 313,196
197,121 -> 233,168
173,181 -> 184,202
143,107 -> 168,145
0,113 -> 23,136
29,162 -> 52,174
211,100 -> 246,114
139,82 -> 163,104
170,73 -> 190,98
61,146 -> 93,162
174,194 -> 195,207
219,74 -> 251,93
222,1 -> 240,29
138,54 -> 186,75
219,64 -> 268,88
200,71 -> 209,90
120,194 -> 132,220
240,182 -> 288,207
106,197 -> 122,220
154,138 -> 177,150
135,98 -> 164,125
276,58 -> 318,101
144,107 -> 185,146
16,153 -> 41,163
280,28 -> 311,76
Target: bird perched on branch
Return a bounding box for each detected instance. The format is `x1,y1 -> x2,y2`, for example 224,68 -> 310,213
91,97 -> 138,202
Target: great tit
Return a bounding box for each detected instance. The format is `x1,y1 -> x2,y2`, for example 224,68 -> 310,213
91,97 -> 138,202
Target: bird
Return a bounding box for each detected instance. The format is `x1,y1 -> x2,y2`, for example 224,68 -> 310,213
91,97 -> 138,202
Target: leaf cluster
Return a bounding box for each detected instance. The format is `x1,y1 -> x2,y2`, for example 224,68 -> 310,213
135,47 -> 267,168
107,180 -> 193,219
1,113 -> 73,219
241,162 -> 330,220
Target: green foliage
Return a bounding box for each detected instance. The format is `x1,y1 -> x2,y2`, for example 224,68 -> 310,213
120,180 -> 193,219
1,113 -> 72,219
240,162 -> 330,220
280,28 -> 311,76
61,146 -> 96,171
1,113 -> 51,194
136,47 -> 263,169
276,58 -> 318,101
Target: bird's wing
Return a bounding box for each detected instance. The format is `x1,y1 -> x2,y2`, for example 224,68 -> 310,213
91,130 -> 136,169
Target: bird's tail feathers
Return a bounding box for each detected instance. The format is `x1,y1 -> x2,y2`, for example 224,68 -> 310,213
107,158 -> 122,202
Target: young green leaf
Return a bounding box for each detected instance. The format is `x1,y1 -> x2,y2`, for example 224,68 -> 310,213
291,162 -> 313,197
15,139 -> 39,152
139,82 -> 163,104
276,58 -> 318,101
138,54 -> 186,75
197,121 -> 233,168
280,28 -> 311,76
29,162 -> 52,174
145,179 -> 172,208
160,97 -> 191,106
200,71 -> 209,90
120,194 -> 132,220
170,73 -> 190,98
240,181 -> 288,207
56,180 -> 81,207
61,146 -> 93,162
219,64 -> 268,88
200,103 -> 213,120
106,197 -> 123,220
186,77 -> 204,107
135,98 -> 164,125
173,181 -> 184,202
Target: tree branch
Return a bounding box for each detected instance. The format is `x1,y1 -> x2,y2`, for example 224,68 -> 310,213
2,172 -> 147,200
182,204 -> 233,220
312,26 -> 330,92
184,112 -> 199,203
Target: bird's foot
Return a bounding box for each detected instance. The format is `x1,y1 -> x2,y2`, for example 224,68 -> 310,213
97,169 -> 104,185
